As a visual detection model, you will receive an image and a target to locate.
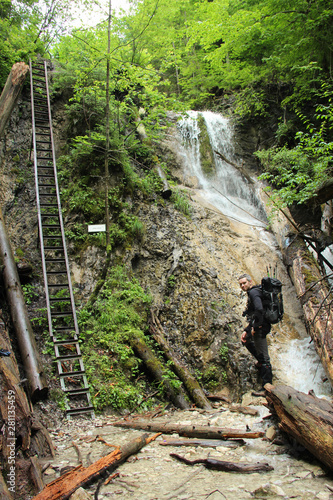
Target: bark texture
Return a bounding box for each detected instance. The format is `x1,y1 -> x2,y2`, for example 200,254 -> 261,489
265,383 -> 333,471
0,62 -> 29,137
32,433 -> 159,500
112,419 -> 264,439
130,335 -> 190,409
0,207 -> 48,402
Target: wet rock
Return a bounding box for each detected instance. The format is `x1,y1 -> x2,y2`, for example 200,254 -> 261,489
266,426 -> 277,442
252,482 -> 286,497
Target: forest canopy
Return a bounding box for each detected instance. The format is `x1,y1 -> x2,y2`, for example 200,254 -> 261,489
1,0 -> 333,209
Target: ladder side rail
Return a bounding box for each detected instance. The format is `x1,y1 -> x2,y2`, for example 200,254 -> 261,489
43,61 -> 80,337
29,59 -> 53,338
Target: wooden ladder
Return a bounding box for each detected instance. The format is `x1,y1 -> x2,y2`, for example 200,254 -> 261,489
29,59 -> 94,418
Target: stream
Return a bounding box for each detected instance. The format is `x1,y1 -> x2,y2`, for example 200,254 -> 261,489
177,110 -> 332,399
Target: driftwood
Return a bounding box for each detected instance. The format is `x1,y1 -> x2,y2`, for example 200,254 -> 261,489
0,62 -> 29,137
130,335 -> 190,409
0,207 -> 48,402
112,419 -> 264,439
32,432 -> 160,500
283,233 -> 333,387
229,404 -> 258,416
160,438 -> 245,448
265,383 -> 333,471
170,453 -> 273,473
214,150 -> 254,184
150,311 -> 212,410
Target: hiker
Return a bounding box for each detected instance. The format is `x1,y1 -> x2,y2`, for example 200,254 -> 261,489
238,273 -> 273,394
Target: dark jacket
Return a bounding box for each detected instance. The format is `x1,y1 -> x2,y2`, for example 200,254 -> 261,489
243,286 -> 271,335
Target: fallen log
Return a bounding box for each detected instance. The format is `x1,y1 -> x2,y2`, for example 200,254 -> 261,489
150,311 -> 212,410
112,419 -> 264,439
0,62 -> 29,138
0,207 -> 48,402
0,312 -> 33,457
283,234 -> 333,387
214,150 -> 254,184
160,438 -> 245,448
32,432 -> 160,500
0,470 -> 13,500
265,383 -> 333,471
170,453 -> 273,473
130,335 -> 190,410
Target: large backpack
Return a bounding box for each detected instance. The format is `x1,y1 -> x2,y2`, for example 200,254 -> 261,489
261,277 -> 284,324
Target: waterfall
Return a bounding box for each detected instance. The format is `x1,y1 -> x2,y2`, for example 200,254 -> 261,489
177,111 -> 332,398
177,111 -> 267,227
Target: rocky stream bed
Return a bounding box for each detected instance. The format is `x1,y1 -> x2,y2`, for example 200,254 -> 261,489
33,393 -> 333,500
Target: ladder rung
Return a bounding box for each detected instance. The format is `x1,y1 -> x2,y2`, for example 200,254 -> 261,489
59,370 -> 86,377
53,339 -> 79,345
49,296 -> 70,301
65,388 -> 90,395
56,354 -> 81,361
44,246 -> 64,251
66,407 -> 95,416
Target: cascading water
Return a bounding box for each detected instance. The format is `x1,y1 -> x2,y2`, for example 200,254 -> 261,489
177,110 -> 332,397
177,111 -> 267,227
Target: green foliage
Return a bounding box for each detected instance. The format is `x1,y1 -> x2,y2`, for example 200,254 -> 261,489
78,265 -> 153,411
167,274 -> 176,289
171,188 -> 191,216
22,283 -> 39,305
257,83 -> 333,206
219,344 -> 229,364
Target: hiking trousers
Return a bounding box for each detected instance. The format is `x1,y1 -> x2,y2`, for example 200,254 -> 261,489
242,331 -> 273,385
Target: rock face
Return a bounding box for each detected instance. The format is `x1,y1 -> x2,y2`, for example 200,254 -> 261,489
0,94 -> 322,407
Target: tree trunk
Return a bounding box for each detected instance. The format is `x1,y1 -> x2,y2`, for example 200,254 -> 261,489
31,433 -> 159,500
283,234 -> 333,387
0,207 -> 48,402
0,62 -> 29,138
112,419 -> 265,439
130,335 -> 190,409
265,383 -> 333,471
0,470 -> 13,500
0,312 -> 33,458
0,312 -> 54,497
149,311 -> 212,410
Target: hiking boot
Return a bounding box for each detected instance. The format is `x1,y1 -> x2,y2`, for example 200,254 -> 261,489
251,390 -> 266,397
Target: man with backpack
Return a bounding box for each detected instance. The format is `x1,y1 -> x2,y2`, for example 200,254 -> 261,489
238,273 -> 273,396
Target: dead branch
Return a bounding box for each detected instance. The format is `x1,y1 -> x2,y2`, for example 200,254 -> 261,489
32,432 -> 160,500
160,438 -> 245,448
214,150 -> 254,185
150,311 -> 212,410
71,441 -> 83,465
170,453 -> 273,472
112,419 -> 264,439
